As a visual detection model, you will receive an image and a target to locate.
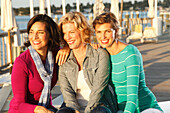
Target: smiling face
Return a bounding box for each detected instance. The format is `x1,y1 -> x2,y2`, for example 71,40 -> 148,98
95,23 -> 116,49
29,22 -> 49,54
62,22 -> 83,50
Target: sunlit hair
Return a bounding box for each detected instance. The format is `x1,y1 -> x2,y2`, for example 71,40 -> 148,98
58,12 -> 94,44
24,14 -> 63,50
93,12 -> 119,39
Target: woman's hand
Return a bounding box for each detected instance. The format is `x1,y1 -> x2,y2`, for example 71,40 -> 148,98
34,106 -> 54,113
56,46 -> 70,66
90,43 -> 100,49
75,110 -> 80,113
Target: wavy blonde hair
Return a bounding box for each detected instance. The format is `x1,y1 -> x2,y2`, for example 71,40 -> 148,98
58,12 -> 94,44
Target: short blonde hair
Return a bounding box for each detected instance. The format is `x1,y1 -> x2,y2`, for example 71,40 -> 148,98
59,12 -> 94,44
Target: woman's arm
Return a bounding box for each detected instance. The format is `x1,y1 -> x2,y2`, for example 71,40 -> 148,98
124,49 -> 141,113
85,49 -> 110,113
10,58 -> 37,113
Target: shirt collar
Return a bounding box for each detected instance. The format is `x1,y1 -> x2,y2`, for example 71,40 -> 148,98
68,44 -> 94,60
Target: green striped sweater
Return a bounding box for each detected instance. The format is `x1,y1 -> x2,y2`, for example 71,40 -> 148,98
110,44 -> 163,113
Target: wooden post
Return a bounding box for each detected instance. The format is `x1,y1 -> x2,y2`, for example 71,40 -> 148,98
136,11 -> 139,18
125,14 -> 130,35
2,38 -> 5,66
160,13 -> 164,33
0,38 -> 1,67
151,18 -> 153,27
119,0 -> 123,38
165,13 -> 169,30
89,13 -> 93,26
8,30 -> 13,74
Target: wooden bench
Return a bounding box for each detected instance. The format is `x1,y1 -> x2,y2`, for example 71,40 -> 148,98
0,84 -> 12,112
1,84 -> 169,112
158,101 -> 170,113
52,94 -> 170,113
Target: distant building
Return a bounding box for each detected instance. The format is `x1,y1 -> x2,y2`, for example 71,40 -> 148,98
18,11 -> 24,16
83,8 -> 92,14
129,7 -> 134,11
70,9 -> 76,12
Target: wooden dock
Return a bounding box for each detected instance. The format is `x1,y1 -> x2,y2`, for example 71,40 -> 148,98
128,30 -> 170,102
0,30 -> 170,112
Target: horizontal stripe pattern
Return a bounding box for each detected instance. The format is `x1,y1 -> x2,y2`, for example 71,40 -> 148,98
110,44 -> 161,113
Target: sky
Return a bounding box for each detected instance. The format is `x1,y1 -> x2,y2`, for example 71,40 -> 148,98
0,0 -> 143,8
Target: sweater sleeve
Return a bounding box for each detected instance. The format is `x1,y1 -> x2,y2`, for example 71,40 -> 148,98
9,57 -> 36,113
124,47 -> 141,113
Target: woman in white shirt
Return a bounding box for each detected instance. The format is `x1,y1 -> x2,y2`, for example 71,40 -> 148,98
57,12 -> 118,113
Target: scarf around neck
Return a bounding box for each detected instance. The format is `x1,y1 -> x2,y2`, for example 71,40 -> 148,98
28,46 -> 54,107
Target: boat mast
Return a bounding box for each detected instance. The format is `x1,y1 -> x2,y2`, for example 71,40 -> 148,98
120,0 -> 123,27
76,0 -> 80,12
30,0 -> 34,18
62,0 -> 66,15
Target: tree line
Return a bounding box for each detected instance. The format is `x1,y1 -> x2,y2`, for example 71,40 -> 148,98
0,0 -> 169,16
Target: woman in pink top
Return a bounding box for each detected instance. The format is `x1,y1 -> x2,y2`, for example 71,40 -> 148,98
9,14 -> 68,113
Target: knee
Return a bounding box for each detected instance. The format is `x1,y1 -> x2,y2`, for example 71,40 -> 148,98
57,107 -> 76,113
90,106 -> 112,113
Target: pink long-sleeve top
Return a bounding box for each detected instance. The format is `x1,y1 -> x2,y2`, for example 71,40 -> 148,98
8,49 -> 58,113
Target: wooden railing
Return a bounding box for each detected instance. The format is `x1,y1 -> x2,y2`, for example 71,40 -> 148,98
121,17 -> 154,36
0,30 -> 28,68
0,13 -> 169,69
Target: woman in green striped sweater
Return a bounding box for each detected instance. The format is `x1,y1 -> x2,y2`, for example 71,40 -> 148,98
92,12 -> 163,113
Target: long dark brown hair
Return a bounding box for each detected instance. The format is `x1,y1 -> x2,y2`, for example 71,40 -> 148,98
25,14 -> 63,50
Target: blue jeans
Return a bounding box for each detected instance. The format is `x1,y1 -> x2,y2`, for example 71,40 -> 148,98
48,107 -> 58,113
90,106 -> 112,113
57,107 -> 76,113
57,106 -> 112,113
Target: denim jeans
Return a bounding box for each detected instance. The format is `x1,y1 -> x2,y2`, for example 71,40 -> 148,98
48,107 -> 58,113
90,106 -> 112,113
57,106 -> 112,113
57,107 -> 75,113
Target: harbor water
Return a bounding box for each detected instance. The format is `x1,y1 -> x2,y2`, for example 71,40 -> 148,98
0,11 -> 162,66
0,11 -> 160,33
